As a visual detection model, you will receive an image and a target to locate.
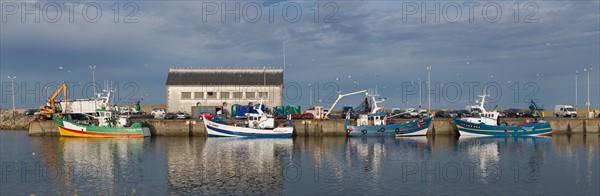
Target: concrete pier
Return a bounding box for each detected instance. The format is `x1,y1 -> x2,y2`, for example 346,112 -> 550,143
28,118 -> 600,137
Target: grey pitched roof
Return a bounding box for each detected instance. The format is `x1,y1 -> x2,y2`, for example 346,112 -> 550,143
166,68 -> 284,86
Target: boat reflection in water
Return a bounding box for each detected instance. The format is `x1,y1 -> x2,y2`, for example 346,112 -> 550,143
31,137 -> 144,194
458,136 -> 551,184
166,137 -> 293,195
19,132 -> 597,195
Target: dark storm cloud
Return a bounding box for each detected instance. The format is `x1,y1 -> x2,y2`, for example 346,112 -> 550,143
0,1 -> 598,110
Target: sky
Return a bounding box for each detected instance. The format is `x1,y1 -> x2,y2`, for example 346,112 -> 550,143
0,0 -> 599,111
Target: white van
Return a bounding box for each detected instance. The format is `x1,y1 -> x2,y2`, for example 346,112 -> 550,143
554,105 -> 577,117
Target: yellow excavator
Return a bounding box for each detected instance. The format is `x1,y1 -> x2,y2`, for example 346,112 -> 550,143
39,82 -> 67,120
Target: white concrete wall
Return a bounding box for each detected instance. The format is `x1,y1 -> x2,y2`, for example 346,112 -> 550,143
167,85 -> 282,113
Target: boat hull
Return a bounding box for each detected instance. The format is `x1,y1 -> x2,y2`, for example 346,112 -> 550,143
204,118 -> 293,138
58,125 -> 146,138
453,118 -> 552,137
55,116 -> 149,138
347,117 -> 432,137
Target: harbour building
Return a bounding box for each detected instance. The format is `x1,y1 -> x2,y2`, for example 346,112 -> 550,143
165,67 -> 284,114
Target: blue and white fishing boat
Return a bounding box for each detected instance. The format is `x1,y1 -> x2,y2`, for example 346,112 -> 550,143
203,100 -> 293,138
453,92 -> 552,137
346,93 -> 433,137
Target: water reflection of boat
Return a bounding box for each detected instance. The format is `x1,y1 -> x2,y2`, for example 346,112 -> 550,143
167,138 -> 292,194
55,137 -> 143,191
347,137 -> 389,173
458,136 -> 551,182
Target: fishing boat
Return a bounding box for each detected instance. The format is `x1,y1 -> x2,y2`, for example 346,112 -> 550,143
346,93 -> 433,137
53,84 -> 151,138
452,91 -> 552,137
55,109 -> 151,138
203,100 -> 293,138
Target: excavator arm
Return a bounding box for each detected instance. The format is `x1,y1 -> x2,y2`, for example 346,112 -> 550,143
39,82 -> 67,119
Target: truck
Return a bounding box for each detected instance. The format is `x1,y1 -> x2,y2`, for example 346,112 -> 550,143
554,105 -> 577,117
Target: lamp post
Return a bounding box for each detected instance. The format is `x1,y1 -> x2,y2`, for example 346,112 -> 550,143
418,77 -> 422,109
90,65 -> 97,109
427,66 -> 431,114
8,75 -> 16,117
575,70 -> 578,112
584,67 -> 593,118
90,65 -> 97,98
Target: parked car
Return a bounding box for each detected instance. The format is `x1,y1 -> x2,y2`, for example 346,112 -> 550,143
418,110 -> 429,117
435,111 -> 453,118
151,108 -> 166,119
456,110 -> 470,118
23,109 -> 40,116
391,108 -> 403,115
555,105 -> 577,117
522,111 -> 534,118
164,112 -> 176,119
199,112 -> 214,120
498,112 -> 506,118
399,108 -> 419,118
176,112 -> 190,119
504,109 -> 524,118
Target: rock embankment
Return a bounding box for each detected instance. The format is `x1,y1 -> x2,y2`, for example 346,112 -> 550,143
0,111 -> 35,130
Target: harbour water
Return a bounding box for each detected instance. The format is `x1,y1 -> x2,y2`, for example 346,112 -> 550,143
1,130 -> 598,195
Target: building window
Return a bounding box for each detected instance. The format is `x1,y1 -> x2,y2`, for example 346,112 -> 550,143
181,92 -> 192,99
207,92 -> 217,99
194,92 -> 204,99
220,92 -> 230,99
258,92 -> 268,99
233,92 -> 243,99
246,92 -> 255,99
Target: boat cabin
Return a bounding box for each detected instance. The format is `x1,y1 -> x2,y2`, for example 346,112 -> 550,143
357,113 -> 387,126
246,113 -> 275,129
462,107 -> 500,126
96,109 -> 129,128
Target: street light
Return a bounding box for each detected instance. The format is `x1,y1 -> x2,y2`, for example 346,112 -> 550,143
427,66 -> 432,114
7,75 -> 16,117
90,65 -> 97,109
418,77 -> 422,109
90,65 -> 97,98
575,70 -> 578,111
584,67 -> 593,118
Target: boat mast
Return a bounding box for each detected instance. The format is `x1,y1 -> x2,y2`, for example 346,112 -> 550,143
478,87 -> 488,112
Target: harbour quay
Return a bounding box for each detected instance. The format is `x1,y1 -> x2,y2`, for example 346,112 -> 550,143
28,118 -> 600,137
